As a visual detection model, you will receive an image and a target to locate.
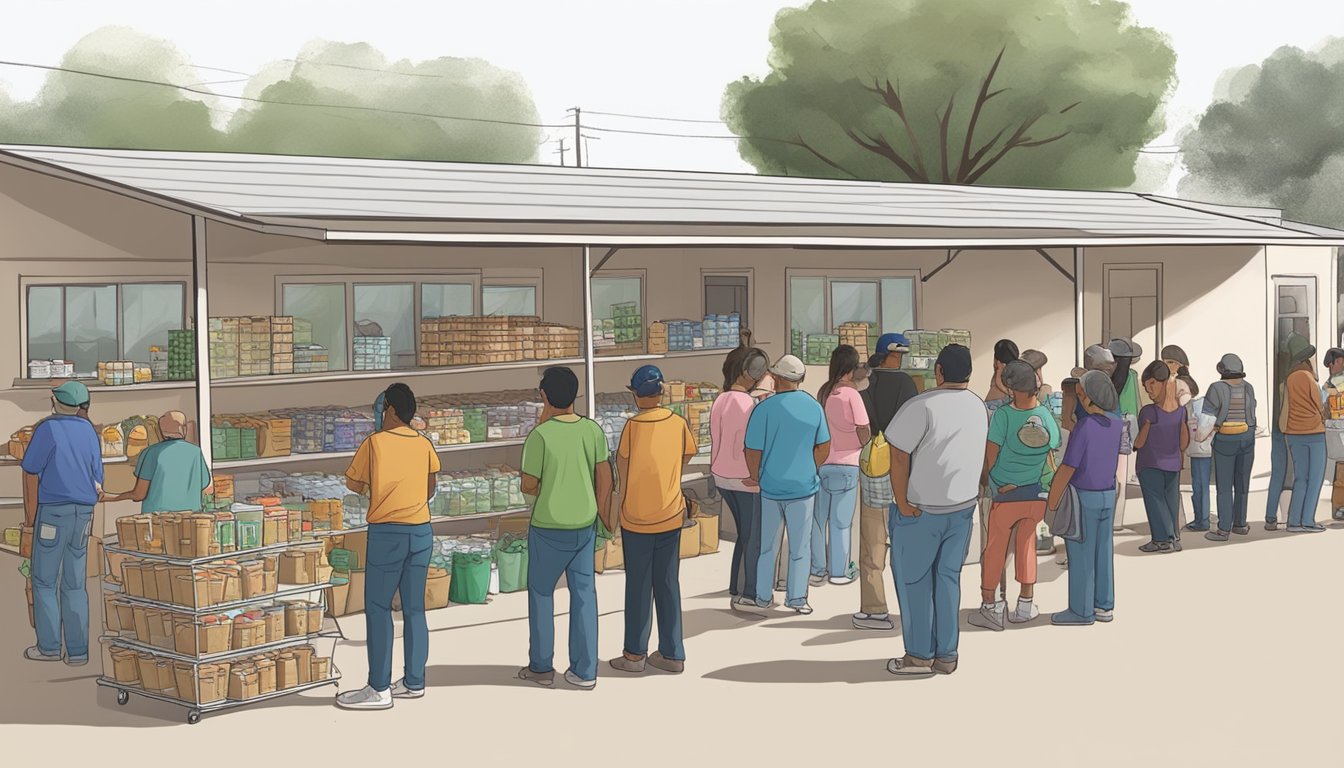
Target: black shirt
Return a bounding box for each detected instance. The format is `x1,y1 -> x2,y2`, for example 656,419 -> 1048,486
862,369 -> 919,434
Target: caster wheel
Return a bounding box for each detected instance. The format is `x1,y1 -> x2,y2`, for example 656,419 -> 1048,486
187,710 -> 201,725
117,691 -> 129,706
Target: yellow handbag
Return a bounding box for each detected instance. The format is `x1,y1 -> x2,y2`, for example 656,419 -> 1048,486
859,431 -> 891,479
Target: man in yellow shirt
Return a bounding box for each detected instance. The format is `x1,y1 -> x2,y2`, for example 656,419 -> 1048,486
609,366 -> 697,676
336,383 -> 441,710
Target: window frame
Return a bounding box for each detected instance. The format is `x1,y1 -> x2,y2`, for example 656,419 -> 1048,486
481,280 -> 542,317
784,268 -> 920,339
701,269 -> 753,328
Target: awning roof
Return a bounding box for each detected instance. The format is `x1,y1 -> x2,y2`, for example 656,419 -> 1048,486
1,144 -> 1340,247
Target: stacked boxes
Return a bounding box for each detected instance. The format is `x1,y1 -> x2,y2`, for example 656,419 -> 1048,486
838,322 -> 873,357
648,322 -> 669,354
209,318 -> 240,379
804,334 -> 839,365
353,336 -> 391,371
702,313 -> 742,349
150,347 -> 169,381
419,316 -> 582,367
98,361 -> 136,387
292,319 -> 313,347
270,316 -> 294,376
665,320 -> 702,352
293,345 -> 329,374
593,302 -> 644,353
168,329 -> 196,380
238,317 -> 272,377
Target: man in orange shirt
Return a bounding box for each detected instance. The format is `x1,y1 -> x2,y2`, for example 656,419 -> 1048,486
336,383 -> 441,710
1281,339 -> 1328,532
609,366 -> 698,675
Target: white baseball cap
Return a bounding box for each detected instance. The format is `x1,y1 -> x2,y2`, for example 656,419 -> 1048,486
769,354 -> 807,382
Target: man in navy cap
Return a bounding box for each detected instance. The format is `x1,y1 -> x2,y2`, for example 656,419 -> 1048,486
22,381 -> 103,665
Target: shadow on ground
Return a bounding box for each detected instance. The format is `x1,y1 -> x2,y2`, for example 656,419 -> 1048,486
703,658 -> 920,685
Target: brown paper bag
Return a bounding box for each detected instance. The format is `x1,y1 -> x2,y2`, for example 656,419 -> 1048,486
276,653 -> 300,690
694,511 -> 721,554
679,521 -> 701,559
425,568 -> 450,610
344,570 -> 365,615
294,646 -> 315,684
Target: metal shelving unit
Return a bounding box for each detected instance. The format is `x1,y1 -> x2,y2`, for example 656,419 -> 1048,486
98,667 -> 341,725
212,437 -> 526,470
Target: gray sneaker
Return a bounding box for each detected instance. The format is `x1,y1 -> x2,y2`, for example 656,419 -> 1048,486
390,679 -> 424,699
1232,525 -> 1251,536
968,602 -> 1005,632
1095,609 -> 1115,623
1301,524 -> 1326,533
1205,530 -> 1230,542
609,655 -> 646,674
517,667 -> 555,687
852,612 -> 895,631
65,655 -> 89,667
335,685 -> 393,711
1265,521 -> 1280,531
564,669 -> 596,690
790,603 -> 814,615
647,652 -> 685,674
24,647 -> 62,662
808,574 -> 826,587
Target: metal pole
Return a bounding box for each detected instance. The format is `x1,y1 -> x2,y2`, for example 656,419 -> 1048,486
191,216 -> 213,465
1074,246 -> 1084,368
582,245 -> 595,417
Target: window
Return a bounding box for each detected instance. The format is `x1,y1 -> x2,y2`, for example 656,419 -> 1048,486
283,283 -> 347,370
1273,276 -> 1317,419
25,282 -> 185,376
422,283 -> 474,319
482,285 -> 537,316
591,276 -> 643,348
704,275 -> 749,324
788,274 -> 916,359
354,284 -> 416,369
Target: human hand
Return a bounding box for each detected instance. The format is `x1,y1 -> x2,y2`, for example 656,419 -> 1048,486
743,479 -> 759,489
997,484 -> 1018,495
897,503 -> 922,518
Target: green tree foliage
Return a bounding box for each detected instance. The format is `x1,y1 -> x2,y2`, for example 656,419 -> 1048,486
722,0 -> 1176,189
1179,39 -> 1344,228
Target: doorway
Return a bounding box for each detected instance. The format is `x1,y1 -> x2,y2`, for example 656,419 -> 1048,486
1103,265 -> 1162,355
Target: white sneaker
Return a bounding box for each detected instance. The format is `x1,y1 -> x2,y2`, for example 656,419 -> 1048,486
791,603 -> 814,615
732,596 -> 771,616
390,679 -> 424,699
968,602 -> 1005,632
808,574 -> 826,587
852,612 -> 894,631
564,669 -> 596,690
335,685 -> 393,711
829,575 -> 856,586
1007,601 -> 1040,624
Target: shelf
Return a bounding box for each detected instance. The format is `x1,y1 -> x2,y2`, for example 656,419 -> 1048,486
97,668 -> 341,721
107,633 -> 332,664
0,455 -> 127,468
117,582 -> 334,615
210,357 -> 585,389
212,437 -> 526,470
8,379 -> 196,393
307,506 -> 531,537
595,347 -> 740,364
106,538 -> 322,566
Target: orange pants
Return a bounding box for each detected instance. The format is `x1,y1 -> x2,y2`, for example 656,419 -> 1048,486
980,500 -> 1046,594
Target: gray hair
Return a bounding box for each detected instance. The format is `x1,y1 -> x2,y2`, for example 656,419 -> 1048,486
1002,360 -> 1039,394
1080,370 -> 1119,413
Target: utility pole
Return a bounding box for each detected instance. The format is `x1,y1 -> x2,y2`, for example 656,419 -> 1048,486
554,138 -> 568,167
569,107 -> 583,168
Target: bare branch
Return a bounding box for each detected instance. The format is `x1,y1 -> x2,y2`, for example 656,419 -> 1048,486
844,126 -> 925,181
786,135 -> 861,179
1014,130 -> 1071,149
955,46 -> 1007,181
935,92 -> 956,183
860,78 -> 931,181
962,111 -> 1074,185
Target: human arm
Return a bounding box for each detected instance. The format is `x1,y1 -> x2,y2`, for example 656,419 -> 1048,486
22,472 -> 39,528
849,388 -> 872,445
1133,407 -> 1154,450
1179,413 -> 1191,453
1046,464 -> 1076,512
612,452 -> 629,531
813,442 -> 831,469
1133,422 -> 1151,450
890,448 -> 919,517
344,438 -> 372,496
982,442 -> 1001,489
744,406 -> 765,483
744,449 -> 762,483
983,408 -> 1006,487
520,473 -> 540,497
595,460 -> 615,533
520,431 -> 543,501
105,478 -> 152,504
813,401 -> 831,469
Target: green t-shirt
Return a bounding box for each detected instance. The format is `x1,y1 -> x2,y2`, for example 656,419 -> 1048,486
520,415 -> 610,530
1119,369 -> 1141,417
134,439 -> 212,513
987,404 -> 1061,489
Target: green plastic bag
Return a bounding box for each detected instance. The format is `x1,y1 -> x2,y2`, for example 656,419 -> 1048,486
449,551 -> 491,604
495,534 -> 529,593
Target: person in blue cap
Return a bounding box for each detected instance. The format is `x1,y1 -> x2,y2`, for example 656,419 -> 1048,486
610,365 -> 697,676
21,380 -> 103,665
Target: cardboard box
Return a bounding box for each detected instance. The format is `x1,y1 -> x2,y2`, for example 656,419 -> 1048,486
279,551 -> 312,584
284,602 -> 309,636
679,521 -> 700,559
231,617 -> 265,649
344,570 -> 365,615
228,666 -> 260,701
293,645 -> 315,685
276,652 -> 300,690
255,657 -> 277,695
311,657 -> 330,681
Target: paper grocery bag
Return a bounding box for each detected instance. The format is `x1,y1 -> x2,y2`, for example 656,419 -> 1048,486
344,570 -> 365,615
679,521 -> 701,559
604,536 -> 624,571
694,511 -> 720,554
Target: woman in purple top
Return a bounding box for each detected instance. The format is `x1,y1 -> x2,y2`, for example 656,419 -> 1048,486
1135,362 -> 1190,553
1048,370 -> 1123,626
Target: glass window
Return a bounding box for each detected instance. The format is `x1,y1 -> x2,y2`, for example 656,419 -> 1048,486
422,283 -> 474,319
64,285 -> 118,375
354,284 -> 415,370
704,275 -> 748,324
122,284 -> 185,363
591,277 -> 642,346
284,283 -> 347,370
831,281 -> 879,326
789,277 -> 826,334
483,284 -> 537,316
881,277 -> 915,333
26,286 -> 64,363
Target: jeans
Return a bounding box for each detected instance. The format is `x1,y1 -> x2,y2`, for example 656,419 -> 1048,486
812,465 -> 859,579
1213,431 -> 1256,532
1286,433 -> 1328,527
31,503 -> 94,658
1265,429 -> 1288,523
757,495 -> 814,608
364,522 -> 432,691
1137,468 -> 1180,543
1064,490 -> 1117,620
889,506 -> 974,662
1189,456 -> 1212,529
720,489 -> 760,598
621,528 -> 684,661
528,525 -> 598,681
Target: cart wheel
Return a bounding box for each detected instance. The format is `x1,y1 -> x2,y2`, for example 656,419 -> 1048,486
187,710 -> 201,725
117,690 -> 129,706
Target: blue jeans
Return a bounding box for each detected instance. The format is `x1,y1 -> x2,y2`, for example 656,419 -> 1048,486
757,495 -> 814,608
365,522 -> 432,691
1214,431 -> 1256,532
812,465 -> 859,579
1137,468 -> 1180,543
527,525 -> 598,681
621,528 -> 684,661
1265,429 -> 1288,523
1189,456 -> 1212,529
720,489 -> 760,598
888,506 -> 974,662
1286,433 -> 1327,527
31,503 -> 94,658
1063,489 -> 1116,620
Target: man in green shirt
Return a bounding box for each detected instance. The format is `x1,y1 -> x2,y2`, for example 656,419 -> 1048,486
517,367 -> 613,690
106,412 -> 212,512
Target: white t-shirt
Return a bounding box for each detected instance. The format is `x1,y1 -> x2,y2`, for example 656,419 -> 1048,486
888,388 -> 989,514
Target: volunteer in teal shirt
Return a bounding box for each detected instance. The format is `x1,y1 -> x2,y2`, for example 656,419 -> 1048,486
107,411 -> 212,512
987,402 -> 1061,491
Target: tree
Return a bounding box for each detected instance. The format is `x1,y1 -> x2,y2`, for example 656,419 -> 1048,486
226,41 -> 542,163
722,0 -> 1176,189
1179,39 -> 1344,228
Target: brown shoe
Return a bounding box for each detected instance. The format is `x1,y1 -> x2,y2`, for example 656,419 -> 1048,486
647,652 -> 684,674
886,655 -> 936,677
932,658 -> 958,675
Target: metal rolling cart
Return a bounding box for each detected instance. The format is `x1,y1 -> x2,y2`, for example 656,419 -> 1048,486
99,534 -> 340,724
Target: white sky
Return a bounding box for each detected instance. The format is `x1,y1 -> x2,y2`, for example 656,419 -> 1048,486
0,0 -> 1337,192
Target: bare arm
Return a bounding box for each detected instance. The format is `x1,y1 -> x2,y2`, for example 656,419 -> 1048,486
745,449 -> 762,483
427,473 -> 437,502
1179,421 -> 1190,453
1047,465 -> 1076,512
982,442 -> 1000,488
520,473 -> 540,497
595,461 -> 615,532
890,448 -> 919,517
856,425 -> 872,445
23,472 -> 39,528
105,477 -> 152,504
813,441 -> 830,469
1133,422 -> 1151,451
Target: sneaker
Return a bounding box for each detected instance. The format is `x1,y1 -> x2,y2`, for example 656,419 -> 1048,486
564,669 -> 596,690
1055,553 -> 1068,567
1265,521 -> 1280,531
829,575 -> 857,586
1094,609 -> 1114,623
1050,610 -> 1096,626
968,603 -> 1005,632
1205,530 -> 1230,542
647,652 -> 684,674
1171,540 -> 1184,553
1301,524 -> 1326,533
609,655 -> 646,674
23,647 -> 62,662
932,658 -> 958,675
1232,526 -> 1250,536
790,603 -> 814,615
1286,526 -> 1308,533
65,655 -> 89,667
1333,508 -> 1344,521
731,597 -> 772,616
1138,541 -> 1172,553
886,655 -> 936,677
1007,602 -> 1040,624
517,667 -> 555,687
808,574 -> 826,587
335,685 -> 393,711
1184,523 -> 1210,532
852,612 -> 895,631
775,580 -> 786,592
390,679 -> 424,699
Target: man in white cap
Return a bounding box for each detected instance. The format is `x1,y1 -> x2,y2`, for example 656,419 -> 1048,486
744,355 -> 831,615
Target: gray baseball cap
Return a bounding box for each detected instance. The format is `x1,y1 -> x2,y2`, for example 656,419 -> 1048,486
1217,353 -> 1246,378
1108,337 -> 1143,360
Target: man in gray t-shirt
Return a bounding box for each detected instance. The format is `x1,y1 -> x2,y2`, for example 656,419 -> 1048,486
885,344 -> 988,678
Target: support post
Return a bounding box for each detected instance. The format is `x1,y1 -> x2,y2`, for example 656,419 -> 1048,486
1074,246 -> 1084,369
191,216 -> 213,465
582,245 -> 596,417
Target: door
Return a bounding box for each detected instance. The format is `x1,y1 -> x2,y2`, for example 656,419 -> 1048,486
1273,276 -> 1317,492
1103,265 -> 1161,357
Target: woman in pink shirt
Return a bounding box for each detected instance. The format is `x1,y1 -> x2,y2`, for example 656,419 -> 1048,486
813,345 -> 871,585
712,345 -> 770,610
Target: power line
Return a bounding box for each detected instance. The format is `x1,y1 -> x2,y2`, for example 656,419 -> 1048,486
584,109 -> 726,125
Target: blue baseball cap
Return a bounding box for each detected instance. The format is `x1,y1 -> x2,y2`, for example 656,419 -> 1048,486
628,365 -> 665,398
876,333 -> 910,355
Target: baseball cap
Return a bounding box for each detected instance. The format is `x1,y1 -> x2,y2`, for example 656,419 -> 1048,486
1107,337 -> 1143,360
1217,353 -> 1246,378
769,354 -> 807,383
1020,349 -> 1048,371
627,364 -> 665,398
936,344 -> 972,383
52,381 -> 90,407
1286,335 -> 1317,366
875,333 -> 910,355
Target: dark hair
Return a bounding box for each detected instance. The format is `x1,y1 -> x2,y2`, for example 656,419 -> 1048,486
993,339 -> 1019,366
1326,348 -> 1344,367
1140,360 -> 1171,384
721,329 -> 755,390
817,345 -> 860,404
937,344 -> 973,384
1178,367 -> 1199,398
867,353 -> 885,369
383,383 -> 417,424
1110,355 -> 1133,397
540,367 -> 580,408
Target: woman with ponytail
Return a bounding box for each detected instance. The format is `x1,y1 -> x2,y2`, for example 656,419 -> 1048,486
713,342 -> 771,610
812,345 -> 869,585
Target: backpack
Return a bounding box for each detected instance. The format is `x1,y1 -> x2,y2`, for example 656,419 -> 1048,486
859,431 -> 891,479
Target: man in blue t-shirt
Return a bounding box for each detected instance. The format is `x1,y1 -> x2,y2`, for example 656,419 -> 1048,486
21,381 -> 103,666
744,355 -> 830,614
